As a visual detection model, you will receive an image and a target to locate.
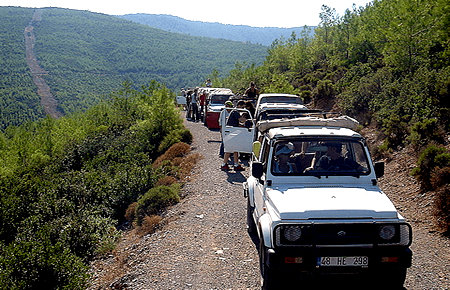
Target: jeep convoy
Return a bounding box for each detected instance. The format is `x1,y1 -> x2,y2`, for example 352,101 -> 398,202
182,87 -> 413,288
243,114 -> 413,289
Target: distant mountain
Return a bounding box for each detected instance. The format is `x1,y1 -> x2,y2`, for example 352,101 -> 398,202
0,7 -> 267,128
120,14 -> 315,46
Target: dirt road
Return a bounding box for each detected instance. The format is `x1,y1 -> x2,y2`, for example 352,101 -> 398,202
89,117 -> 449,289
24,9 -> 62,118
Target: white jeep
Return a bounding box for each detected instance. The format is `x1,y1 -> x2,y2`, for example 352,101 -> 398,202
243,116 -> 412,289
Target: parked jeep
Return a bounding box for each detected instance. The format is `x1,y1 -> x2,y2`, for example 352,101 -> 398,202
244,115 -> 412,289
204,88 -> 234,129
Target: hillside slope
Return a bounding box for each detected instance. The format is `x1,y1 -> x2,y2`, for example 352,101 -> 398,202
120,13 -> 315,46
0,7 -> 267,129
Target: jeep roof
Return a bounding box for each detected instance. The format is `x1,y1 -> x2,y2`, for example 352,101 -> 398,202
267,126 -> 362,140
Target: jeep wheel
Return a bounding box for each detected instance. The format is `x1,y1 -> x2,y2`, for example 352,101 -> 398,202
259,239 -> 278,290
372,268 -> 407,289
247,198 -> 256,234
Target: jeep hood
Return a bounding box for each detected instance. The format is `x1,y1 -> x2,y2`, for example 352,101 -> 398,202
267,187 -> 399,220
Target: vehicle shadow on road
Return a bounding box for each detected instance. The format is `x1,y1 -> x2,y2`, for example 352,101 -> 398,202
225,171 -> 247,184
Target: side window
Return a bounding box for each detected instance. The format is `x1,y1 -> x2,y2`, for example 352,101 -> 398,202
260,138 -> 271,172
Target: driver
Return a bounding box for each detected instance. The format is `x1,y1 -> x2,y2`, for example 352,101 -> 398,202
315,142 -> 361,171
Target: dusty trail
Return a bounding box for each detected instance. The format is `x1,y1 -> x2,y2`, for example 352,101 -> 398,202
24,9 -> 62,118
89,117 -> 449,289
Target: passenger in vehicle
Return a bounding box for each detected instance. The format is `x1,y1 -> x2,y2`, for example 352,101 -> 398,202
292,142 -> 316,173
315,142 -> 362,171
272,142 -> 297,174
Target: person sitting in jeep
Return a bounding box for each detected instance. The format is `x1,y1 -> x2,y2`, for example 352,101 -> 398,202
315,142 -> 363,172
272,142 -> 297,174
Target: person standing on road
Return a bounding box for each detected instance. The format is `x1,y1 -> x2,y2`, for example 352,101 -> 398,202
185,91 -> 192,120
244,100 -> 255,119
244,81 -> 260,99
219,100 -> 233,158
199,90 -> 207,121
190,88 -> 200,122
221,100 -> 246,171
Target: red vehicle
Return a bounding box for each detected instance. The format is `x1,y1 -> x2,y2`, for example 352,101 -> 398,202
204,88 -> 234,129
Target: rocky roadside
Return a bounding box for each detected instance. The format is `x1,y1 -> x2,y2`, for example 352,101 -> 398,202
89,117 -> 449,289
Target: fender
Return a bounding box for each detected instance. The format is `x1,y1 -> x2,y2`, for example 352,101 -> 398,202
244,176 -> 257,207
258,213 -> 273,248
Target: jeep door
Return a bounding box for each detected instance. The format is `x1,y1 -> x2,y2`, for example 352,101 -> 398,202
222,109 -> 255,154
253,138 -> 271,219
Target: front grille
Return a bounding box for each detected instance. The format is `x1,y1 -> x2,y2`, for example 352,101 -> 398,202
274,223 -> 411,247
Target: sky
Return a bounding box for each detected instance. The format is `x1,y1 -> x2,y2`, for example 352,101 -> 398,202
0,0 -> 373,27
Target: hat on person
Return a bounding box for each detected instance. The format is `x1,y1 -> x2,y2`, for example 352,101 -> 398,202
225,101 -> 233,107
276,142 -> 294,155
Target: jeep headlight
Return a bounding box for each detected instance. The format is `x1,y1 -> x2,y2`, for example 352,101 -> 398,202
379,225 -> 396,240
377,223 -> 412,246
284,226 -> 302,242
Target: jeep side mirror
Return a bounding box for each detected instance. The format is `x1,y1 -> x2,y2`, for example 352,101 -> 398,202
374,161 -> 384,178
252,162 -> 263,179
252,141 -> 261,159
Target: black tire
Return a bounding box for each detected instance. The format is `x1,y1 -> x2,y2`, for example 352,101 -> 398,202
259,238 -> 278,290
247,198 -> 256,234
372,268 -> 407,289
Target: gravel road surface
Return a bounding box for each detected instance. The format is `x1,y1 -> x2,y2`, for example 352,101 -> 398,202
89,116 -> 449,290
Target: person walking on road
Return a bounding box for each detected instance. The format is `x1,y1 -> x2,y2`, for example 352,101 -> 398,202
244,82 -> 260,99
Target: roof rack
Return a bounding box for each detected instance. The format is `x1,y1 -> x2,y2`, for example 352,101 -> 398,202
256,112 -> 359,132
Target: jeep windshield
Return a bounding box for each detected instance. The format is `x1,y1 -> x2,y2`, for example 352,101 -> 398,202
260,96 -> 303,105
271,139 -> 371,176
210,95 -> 232,105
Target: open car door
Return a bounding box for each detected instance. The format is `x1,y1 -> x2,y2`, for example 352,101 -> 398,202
221,108 -> 255,154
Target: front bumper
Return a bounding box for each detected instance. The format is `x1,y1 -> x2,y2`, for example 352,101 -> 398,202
264,246 -> 412,275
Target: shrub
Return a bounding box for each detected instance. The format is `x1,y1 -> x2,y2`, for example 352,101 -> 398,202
433,183 -> 450,234
411,145 -> 450,191
135,184 -> 180,226
158,128 -> 193,153
137,215 -> 163,236
409,119 -> 445,149
155,176 -> 178,186
153,142 -> 191,168
381,113 -> 410,150
125,202 -> 138,222
0,239 -> 89,289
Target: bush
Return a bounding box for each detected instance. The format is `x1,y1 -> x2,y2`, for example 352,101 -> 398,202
137,215 -> 163,236
411,145 -> 450,191
135,184 -> 180,226
0,239 -> 89,289
153,142 -> 191,168
409,119 -> 445,149
155,176 -> 178,187
158,128 -> 193,153
125,202 -> 138,222
433,183 -> 450,234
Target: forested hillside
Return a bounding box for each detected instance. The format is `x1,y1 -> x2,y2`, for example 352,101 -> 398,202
120,13 -> 315,46
0,7 -> 45,129
0,82 -> 197,288
213,0 -> 448,149
211,0 -> 449,230
0,7 -> 267,129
